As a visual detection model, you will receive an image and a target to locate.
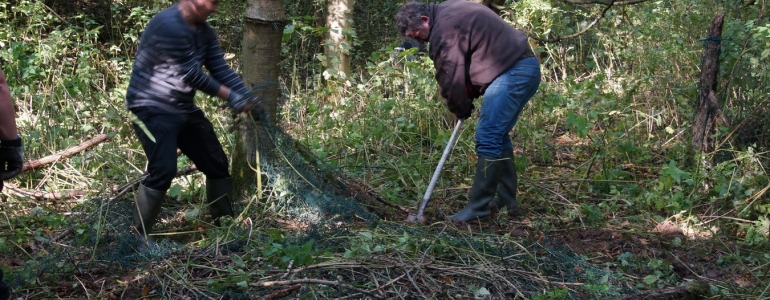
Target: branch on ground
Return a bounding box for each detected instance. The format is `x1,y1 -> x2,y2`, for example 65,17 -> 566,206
21,133 -> 110,173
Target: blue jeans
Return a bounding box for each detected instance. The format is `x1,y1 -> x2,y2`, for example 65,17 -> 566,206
475,56 -> 541,158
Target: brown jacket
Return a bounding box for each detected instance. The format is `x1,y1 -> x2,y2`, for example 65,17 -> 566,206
427,0 -> 530,116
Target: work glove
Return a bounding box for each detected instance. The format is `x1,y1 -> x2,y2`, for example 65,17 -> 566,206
454,101 -> 475,120
226,90 -> 271,126
227,91 -> 265,114
0,135 -> 23,181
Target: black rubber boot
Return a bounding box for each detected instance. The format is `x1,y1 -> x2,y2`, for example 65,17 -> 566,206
133,184 -> 165,253
207,176 -> 235,223
488,151 -> 521,217
450,156 -> 503,222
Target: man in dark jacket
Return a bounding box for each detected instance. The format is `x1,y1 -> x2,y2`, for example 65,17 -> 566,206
397,0 -> 541,222
126,0 -> 261,252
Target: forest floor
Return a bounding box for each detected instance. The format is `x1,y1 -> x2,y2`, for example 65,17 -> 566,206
1,132 -> 767,299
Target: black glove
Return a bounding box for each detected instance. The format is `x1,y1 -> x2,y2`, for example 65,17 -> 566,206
0,135 -> 23,181
455,101 -> 475,120
227,91 -> 265,115
227,91 -> 272,127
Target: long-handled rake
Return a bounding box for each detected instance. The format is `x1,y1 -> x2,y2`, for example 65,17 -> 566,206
406,119 -> 463,224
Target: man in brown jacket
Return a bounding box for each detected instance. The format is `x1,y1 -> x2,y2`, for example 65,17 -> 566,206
397,0 -> 541,222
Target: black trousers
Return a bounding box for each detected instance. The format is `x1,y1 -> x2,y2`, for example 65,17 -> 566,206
131,108 -> 230,191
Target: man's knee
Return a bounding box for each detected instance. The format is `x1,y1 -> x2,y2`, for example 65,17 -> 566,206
144,165 -> 178,191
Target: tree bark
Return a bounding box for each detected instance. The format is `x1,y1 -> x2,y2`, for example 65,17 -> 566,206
692,12 -> 725,153
325,0 -> 353,77
234,0 -> 286,198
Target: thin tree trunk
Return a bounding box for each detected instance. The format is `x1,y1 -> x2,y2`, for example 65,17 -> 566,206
234,0 -> 286,198
692,12 -> 725,153
325,0 -> 353,77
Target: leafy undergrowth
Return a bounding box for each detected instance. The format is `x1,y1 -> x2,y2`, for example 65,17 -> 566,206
1,126 -> 768,299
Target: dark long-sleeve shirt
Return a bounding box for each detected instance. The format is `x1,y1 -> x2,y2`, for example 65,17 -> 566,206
126,4 -> 248,113
427,0 -> 531,116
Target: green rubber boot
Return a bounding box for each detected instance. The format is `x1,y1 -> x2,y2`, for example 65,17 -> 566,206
133,184 -> 165,253
207,176 -> 235,223
450,156 -> 503,222
488,151 -> 521,217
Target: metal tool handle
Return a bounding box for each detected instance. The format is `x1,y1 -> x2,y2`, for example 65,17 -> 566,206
415,119 -> 463,217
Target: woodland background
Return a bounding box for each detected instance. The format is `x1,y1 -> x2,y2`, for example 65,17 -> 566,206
0,0 -> 769,298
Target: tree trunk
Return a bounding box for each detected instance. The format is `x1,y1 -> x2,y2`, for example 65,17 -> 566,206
233,0 -> 286,198
692,12 -> 725,153
325,0 -> 353,77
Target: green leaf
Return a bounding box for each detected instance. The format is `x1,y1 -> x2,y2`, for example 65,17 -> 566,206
643,275 -> 658,285
184,208 -> 200,218
129,111 -> 155,143
231,254 -> 246,268
168,184 -> 183,197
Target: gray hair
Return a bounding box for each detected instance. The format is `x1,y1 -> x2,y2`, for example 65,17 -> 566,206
396,2 -> 429,40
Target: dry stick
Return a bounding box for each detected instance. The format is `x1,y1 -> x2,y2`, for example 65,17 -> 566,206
379,274 -> 406,292
21,134 -> 110,173
404,267 -> 427,298
51,165 -> 199,242
284,262 -> 364,277
528,180 -> 585,227
163,273 -> 216,300
264,284 -> 301,300
2,134 -> 111,200
369,270 -> 384,297
420,224 -> 447,265
277,262 -> 401,297
395,252 -> 427,298
3,183 -> 88,201
249,278 -> 383,299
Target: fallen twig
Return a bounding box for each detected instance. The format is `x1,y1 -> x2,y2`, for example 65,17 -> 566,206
250,278 -> 383,299
264,284 -> 301,300
21,134 -> 110,173
3,183 -> 88,201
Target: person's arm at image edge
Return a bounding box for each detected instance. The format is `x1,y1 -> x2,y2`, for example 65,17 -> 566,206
0,69 -> 18,141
